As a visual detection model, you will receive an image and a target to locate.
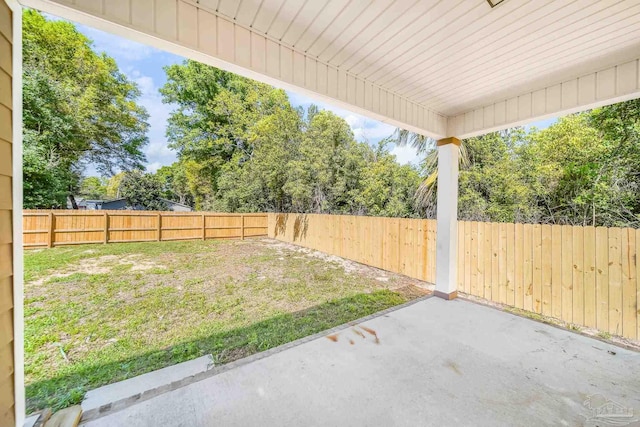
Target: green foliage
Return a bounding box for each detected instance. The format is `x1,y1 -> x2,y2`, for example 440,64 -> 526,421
156,163 -> 193,206
160,62 -> 421,216
119,170 -> 167,211
22,11 -> 149,208
105,172 -> 125,199
78,177 -> 108,200
459,128 -> 534,223
412,99 -> 640,226
356,140 -> 422,217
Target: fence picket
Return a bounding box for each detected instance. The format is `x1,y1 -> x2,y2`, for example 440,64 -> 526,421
572,226 -> 585,326
608,228 -> 623,336
583,227 -> 596,328
532,224 -> 542,313
622,229 -> 636,339
541,225 -> 552,316
514,223 -> 524,309
595,227 -> 610,332
523,224 -> 533,312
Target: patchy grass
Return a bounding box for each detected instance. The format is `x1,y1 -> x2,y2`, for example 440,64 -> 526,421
25,238 -> 428,412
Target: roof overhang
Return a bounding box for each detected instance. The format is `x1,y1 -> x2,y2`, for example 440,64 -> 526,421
20,0 -> 640,139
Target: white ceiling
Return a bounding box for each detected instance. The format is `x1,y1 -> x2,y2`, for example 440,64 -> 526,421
22,0 -> 640,138
202,0 -> 640,116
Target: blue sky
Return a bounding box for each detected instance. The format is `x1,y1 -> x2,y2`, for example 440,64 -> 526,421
73,21 -> 555,175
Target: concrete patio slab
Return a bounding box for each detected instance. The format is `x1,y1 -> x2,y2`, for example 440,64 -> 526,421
80,298 -> 640,427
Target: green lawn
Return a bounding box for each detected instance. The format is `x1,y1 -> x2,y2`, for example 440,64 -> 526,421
24,238 -> 426,412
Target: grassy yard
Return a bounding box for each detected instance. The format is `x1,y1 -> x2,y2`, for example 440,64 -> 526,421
24,238 -> 428,412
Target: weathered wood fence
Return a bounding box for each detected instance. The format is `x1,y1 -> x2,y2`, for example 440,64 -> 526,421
269,213 -> 639,341
23,210 -> 268,248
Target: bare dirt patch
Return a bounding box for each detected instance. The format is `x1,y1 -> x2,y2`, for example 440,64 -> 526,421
29,254 -> 166,287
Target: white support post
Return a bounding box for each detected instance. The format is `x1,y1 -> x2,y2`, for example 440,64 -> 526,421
434,137 -> 460,300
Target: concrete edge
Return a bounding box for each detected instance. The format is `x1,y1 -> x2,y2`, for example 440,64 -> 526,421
457,293 -> 640,353
80,293 -> 434,423
81,354 -> 215,421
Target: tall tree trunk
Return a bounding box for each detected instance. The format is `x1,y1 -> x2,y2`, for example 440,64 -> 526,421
68,194 -> 78,210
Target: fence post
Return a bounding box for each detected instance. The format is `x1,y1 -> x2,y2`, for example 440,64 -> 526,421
157,213 -> 162,241
103,212 -> 109,244
47,211 -> 55,248
202,213 -> 206,240
241,215 -> 245,240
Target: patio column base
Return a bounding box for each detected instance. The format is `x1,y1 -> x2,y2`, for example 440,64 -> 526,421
433,290 -> 458,300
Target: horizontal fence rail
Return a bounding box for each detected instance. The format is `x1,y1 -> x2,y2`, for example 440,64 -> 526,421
269,213 -> 639,341
23,210 -> 268,248
268,213 -> 438,284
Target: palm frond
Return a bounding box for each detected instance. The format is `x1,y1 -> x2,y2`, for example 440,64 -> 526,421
394,128 -> 436,155
394,128 -> 470,212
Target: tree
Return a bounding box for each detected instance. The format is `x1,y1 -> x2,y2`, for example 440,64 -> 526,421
119,171 -> 167,211
78,177 -> 108,200
215,103 -> 302,212
22,10 -> 149,208
156,163 -> 193,207
356,140 -> 422,217
160,60 -> 291,208
521,108 -> 640,227
394,128 -> 469,214
105,173 -> 125,199
285,110 -> 364,213
395,99 -> 640,226
458,129 -> 533,223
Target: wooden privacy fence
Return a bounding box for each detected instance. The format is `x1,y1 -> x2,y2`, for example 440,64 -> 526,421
269,213 -> 639,341
22,211 -> 640,340
268,213 -> 438,284
456,221 -> 639,341
23,210 -> 268,248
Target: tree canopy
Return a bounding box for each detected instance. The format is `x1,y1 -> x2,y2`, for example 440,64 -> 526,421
414,100 -> 640,227
22,10 -> 149,208
157,60 -> 422,216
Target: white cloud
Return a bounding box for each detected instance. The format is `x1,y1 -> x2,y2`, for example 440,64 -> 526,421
343,113 -> 396,143
146,162 -> 164,173
127,70 -> 178,170
390,144 -> 420,166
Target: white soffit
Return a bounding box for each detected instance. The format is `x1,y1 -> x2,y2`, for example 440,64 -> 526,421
20,0 -> 640,138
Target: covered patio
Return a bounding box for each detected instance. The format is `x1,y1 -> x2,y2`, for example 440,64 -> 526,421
3,0 -> 640,425
81,297 -> 640,426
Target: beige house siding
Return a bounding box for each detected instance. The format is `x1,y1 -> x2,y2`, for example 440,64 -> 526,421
0,0 -> 14,425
